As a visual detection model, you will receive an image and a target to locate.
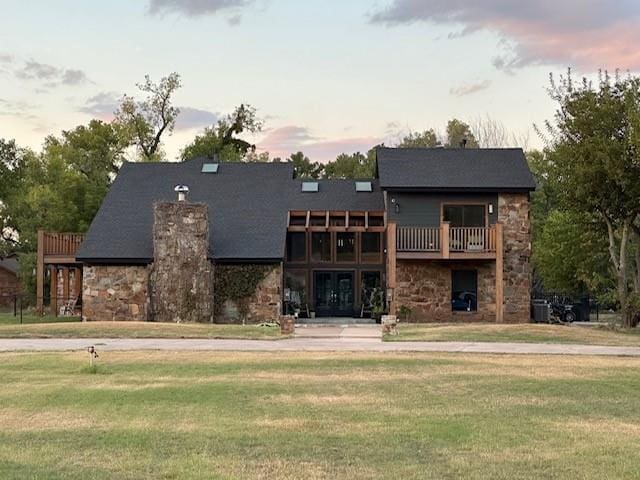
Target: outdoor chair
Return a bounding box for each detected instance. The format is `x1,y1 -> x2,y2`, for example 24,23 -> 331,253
60,296 -> 77,316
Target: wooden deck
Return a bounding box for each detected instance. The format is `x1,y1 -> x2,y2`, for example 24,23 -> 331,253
396,224 -> 500,260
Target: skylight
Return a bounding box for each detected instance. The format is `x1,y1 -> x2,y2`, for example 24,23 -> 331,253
355,181 -> 372,192
301,182 -> 319,192
201,163 -> 219,173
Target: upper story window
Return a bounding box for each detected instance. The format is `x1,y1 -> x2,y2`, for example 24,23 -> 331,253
442,205 -> 486,227
286,232 -> 306,262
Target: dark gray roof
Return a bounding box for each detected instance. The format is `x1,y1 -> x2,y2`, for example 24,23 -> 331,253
77,159 -> 384,263
0,256 -> 18,274
376,147 -> 535,191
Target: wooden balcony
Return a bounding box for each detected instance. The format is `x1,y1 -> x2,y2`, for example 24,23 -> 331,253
39,231 -> 85,264
395,223 -> 500,260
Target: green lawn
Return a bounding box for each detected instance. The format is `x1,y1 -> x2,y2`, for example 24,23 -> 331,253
0,351 -> 639,479
0,311 -> 81,325
0,319 -> 284,339
386,322 -> 640,346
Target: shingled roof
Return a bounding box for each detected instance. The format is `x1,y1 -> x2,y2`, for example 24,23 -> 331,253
76,159 -> 384,263
0,256 -> 19,275
376,147 -> 536,191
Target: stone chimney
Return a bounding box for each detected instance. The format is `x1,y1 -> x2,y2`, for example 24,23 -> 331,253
150,190 -> 213,323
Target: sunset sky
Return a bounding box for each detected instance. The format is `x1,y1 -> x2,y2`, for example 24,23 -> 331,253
1,0 -> 639,162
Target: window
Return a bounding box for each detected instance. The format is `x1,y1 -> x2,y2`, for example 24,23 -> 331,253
361,232 -> 382,263
286,232 -> 306,262
201,163 -> 219,173
451,270 -> 477,312
355,181 -> 372,192
301,182 -> 319,192
443,205 -> 486,227
284,270 -> 307,314
368,214 -> 384,227
311,232 -> 331,262
336,232 -> 355,262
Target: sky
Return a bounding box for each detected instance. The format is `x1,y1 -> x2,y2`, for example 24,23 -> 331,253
1,0 -> 639,163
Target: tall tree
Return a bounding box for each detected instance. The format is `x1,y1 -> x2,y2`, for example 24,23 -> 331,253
180,104 -> 263,161
288,151 -> 323,178
115,72 -> 182,161
323,148 -> 377,179
398,129 -> 441,148
542,71 -> 640,326
445,118 -> 478,148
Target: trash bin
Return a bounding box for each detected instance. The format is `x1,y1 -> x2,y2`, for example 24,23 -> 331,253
532,300 -> 551,323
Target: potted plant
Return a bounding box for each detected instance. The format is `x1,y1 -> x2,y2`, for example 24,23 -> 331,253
398,305 -> 413,323
370,287 -> 385,323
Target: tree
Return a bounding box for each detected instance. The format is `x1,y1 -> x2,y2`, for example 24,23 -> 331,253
470,115 -> 530,149
180,104 -> 263,162
0,139 -> 31,255
542,71 -> 640,326
398,129 -> 441,148
288,151 -> 323,178
323,148 -> 377,179
445,119 -> 478,148
115,72 -> 182,161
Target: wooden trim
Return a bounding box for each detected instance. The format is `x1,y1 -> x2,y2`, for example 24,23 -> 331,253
365,212 -> 369,229
305,211 -> 310,228
495,222 -> 504,322
50,265 -> 58,317
62,267 -> 70,304
387,222 -> 397,315
36,230 -> 44,314
441,222 -> 450,259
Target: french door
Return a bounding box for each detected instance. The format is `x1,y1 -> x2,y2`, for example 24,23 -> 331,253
314,271 -> 354,317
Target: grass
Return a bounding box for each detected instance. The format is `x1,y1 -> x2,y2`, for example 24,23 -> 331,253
0,319 -> 284,339
0,311 -> 81,325
385,322 -> 640,346
0,351 -> 639,479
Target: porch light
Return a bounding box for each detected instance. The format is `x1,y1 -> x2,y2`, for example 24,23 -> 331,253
488,203 -> 494,214
174,185 -> 189,202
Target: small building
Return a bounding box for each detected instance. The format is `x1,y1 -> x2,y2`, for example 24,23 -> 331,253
0,255 -> 20,305
74,147 -> 535,323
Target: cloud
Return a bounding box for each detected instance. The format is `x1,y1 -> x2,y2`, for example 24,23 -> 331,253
450,79 -> 491,97
258,125 -> 381,163
227,13 -> 242,25
174,107 -> 219,130
148,0 -> 250,16
15,60 -> 90,87
0,98 -> 38,121
0,53 -> 13,63
79,91 -> 122,120
369,0 -> 640,71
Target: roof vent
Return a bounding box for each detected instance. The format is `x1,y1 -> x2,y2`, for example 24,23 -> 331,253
174,185 -> 189,202
355,181 -> 372,192
202,163 -> 219,173
301,181 -> 319,193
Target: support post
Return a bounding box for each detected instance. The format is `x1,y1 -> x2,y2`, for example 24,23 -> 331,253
73,267 -> 82,300
387,222 -> 397,315
495,223 -> 504,323
50,265 -> 58,317
62,267 -> 70,305
441,222 -> 450,259
36,230 -> 44,315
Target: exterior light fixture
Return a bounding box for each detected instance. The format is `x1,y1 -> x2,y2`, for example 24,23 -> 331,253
174,185 -> 189,202
488,203 -> 494,214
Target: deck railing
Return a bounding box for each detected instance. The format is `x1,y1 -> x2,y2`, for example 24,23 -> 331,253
396,225 -> 497,255
396,226 -> 441,252
41,232 -> 85,256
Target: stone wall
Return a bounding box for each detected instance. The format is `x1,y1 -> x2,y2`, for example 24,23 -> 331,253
395,260 -> 496,322
82,265 -> 150,321
215,263 -> 282,324
150,202 -> 214,323
498,193 -> 531,322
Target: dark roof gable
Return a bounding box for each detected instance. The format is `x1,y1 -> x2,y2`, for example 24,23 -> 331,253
376,147 -> 536,191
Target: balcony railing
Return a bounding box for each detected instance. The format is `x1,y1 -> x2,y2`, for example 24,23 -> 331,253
396,224 -> 499,258
41,232 -> 85,256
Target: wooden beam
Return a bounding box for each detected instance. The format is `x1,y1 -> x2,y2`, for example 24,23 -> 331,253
325,211 -> 330,228
50,265 -> 58,317
441,222 -> 450,259
36,230 -> 44,315
305,211 -> 310,228
62,267 -> 70,305
495,222 -> 504,323
387,222 -> 397,315
345,211 -> 349,229
365,212 -> 369,230
73,267 -> 82,300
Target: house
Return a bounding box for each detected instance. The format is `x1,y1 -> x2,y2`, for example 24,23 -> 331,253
72,147 -> 534,323
0,255 -> 20,305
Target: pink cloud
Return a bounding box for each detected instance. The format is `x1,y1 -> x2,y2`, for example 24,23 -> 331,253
258,125 -> 382,163
370,1 -> 640,70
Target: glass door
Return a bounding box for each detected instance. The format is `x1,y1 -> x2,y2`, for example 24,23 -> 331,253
313,271 -> 355,317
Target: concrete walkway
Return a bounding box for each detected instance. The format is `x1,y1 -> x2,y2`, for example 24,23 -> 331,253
1,337 -> 640,356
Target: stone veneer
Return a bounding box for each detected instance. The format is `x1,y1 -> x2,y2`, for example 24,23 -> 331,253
498,193 -> 531,322
82,265 -> 150,321
395,260 -> 496,322
216,264 -> 282,323
150,202 -> 214,323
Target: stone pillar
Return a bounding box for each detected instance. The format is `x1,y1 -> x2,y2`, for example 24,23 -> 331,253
150,202 -> 213,323
498,193 -> 531,323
